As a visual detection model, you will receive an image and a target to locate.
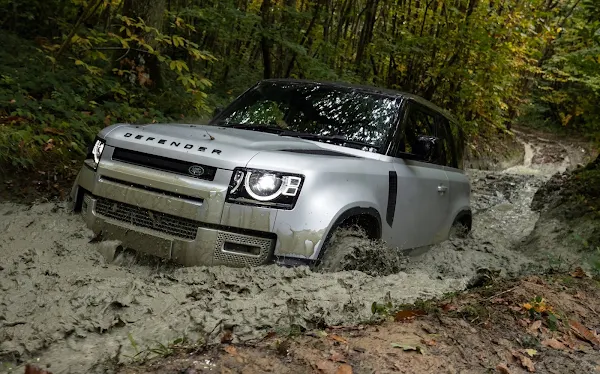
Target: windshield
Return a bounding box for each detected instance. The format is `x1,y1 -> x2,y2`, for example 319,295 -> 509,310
211,82 -> 402,150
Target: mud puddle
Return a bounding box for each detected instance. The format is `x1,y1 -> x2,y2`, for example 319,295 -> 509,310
0,133 -> 588,373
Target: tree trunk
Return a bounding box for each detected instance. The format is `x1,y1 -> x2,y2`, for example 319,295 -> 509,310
120,0 -> 166,89
260,0 -> 273,79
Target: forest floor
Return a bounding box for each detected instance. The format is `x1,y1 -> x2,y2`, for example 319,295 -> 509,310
1,127 -> 599,374
118,274 -> 600,374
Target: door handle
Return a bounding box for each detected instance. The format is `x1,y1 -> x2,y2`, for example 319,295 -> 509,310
437,185 -> 448,193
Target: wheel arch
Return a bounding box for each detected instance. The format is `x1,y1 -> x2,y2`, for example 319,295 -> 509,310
316,206 -> 382,261
452,208 -> 472,231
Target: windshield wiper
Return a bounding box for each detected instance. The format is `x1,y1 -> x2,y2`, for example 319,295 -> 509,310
280,132 -> 379,150
224,123 -> 287,134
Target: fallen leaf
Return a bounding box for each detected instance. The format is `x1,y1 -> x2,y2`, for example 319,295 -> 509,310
496,363 -> 512,374
524,349 -> 537,357
336,364 -> 353,374
25,365 -> 53,374
43,139 -> 54,151
330,351 -> 345,362
561,335 -> 582,350
315,360 -> 337,373
394,309 -> 427,322
224,345 -> 237,356
520,356 -> 536,372
518,319 -> 530,327
570,320 -> 600,346
420,338 -> 437,346
328,334 -> 348,344
391,343 -> 425,354
441,303 -> 456,312
570,267 -> 588,278
528,320 -> 542,334
541,338 -> 567,350
221,330 -> 233,344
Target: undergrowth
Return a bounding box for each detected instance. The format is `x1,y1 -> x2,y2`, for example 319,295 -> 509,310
0,33 -> 205,171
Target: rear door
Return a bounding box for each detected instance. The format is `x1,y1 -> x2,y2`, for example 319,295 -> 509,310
388,100 -> 450,249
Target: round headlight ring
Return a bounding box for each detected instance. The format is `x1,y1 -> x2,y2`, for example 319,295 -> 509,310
244,171 -> 284,201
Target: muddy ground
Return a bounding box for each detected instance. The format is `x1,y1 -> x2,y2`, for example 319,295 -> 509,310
0,128 -> 598,373
120,274 -> 600,374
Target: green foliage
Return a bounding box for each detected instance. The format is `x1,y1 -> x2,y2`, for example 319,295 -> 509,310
1,0 -> 599,171
0,33 -> 178,168
523,0 -> 600,143
0,0 -> 214,169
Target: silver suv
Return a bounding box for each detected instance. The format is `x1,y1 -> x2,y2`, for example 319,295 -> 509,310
69,79 -> 471,268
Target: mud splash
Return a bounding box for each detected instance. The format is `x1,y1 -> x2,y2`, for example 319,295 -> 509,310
0,131 -> 592,374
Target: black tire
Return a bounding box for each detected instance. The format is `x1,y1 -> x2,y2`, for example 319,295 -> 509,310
314,227 -> 370,273
449,219 -> 471,239
314,226 -> 406,276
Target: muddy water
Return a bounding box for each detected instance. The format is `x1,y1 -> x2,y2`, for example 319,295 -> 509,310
0,134 -> 585,373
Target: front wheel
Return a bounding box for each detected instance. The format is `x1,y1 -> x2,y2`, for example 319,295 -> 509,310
449,219 -> 471,239
313,226 -> 406,276
314,227 -> 370,273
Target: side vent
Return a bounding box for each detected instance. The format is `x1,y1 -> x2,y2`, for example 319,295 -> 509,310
386,171 -> 398,226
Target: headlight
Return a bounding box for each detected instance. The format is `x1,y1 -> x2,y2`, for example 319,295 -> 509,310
227,168 -> 304,209
86,137 -> 105,170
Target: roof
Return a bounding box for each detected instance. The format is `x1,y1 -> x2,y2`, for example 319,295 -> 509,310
259,78 -> 459,123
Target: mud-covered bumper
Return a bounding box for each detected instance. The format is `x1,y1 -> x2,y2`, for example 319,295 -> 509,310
70,158 -> 279,267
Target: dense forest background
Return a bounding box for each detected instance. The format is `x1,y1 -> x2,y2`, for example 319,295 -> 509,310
0,0 -> 599,171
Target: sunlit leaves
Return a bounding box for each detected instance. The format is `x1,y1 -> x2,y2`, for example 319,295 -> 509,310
169,60 -> 189,73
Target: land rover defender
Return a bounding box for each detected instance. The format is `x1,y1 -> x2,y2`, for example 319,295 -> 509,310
69,79 -> 471,268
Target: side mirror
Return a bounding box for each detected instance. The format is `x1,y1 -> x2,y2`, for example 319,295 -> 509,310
213,106 -> 223,117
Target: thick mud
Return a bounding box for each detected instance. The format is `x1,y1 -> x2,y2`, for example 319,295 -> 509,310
0,131 -> 595,373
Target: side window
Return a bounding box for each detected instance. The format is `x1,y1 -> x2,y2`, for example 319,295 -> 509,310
398,103 -> 447,166
433,115 -> 457,168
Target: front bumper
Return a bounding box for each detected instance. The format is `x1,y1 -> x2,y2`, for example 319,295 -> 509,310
72,157 -> 278,267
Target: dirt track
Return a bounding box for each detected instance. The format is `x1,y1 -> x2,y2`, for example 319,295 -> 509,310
0,130 -> 596,373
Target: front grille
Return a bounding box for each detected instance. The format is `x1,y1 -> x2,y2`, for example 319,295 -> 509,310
112,148 -> 217,181
213,232 -> 273,267
101,176 -> 203,203
95,198 -> 199,240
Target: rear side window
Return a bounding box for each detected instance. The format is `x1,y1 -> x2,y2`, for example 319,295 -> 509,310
394,102 -> 456,167
434,115 -> 459,169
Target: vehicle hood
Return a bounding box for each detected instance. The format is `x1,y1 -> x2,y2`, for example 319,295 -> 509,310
102,123 -> 376,170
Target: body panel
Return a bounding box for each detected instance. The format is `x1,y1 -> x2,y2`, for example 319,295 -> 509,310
245,150 -> 392,259
388,160 -> 450,249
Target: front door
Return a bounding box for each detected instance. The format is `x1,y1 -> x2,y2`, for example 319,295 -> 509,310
388,101 -> 451,250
